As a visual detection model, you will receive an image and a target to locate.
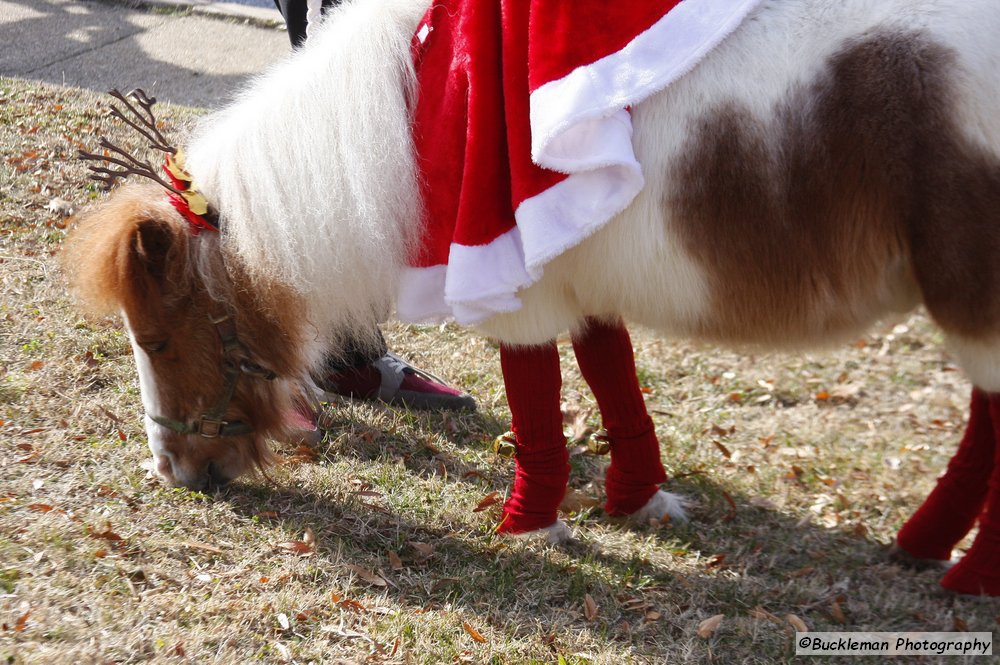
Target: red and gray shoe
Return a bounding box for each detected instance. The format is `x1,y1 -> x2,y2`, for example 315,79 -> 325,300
316,352 -> 477,411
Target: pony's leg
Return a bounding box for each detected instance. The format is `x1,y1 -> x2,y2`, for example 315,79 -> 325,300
895,387 -> 995,561
571,318 -> 675,518
939,393 -> 1000,595
495,341 -> 571,538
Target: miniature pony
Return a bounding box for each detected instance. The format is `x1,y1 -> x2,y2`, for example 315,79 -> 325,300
66,0 -> 1000,594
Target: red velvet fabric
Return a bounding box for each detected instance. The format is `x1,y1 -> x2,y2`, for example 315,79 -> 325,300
495,320 -> 667,535
496,341 -> 569,534
896,388 -> 995,560
409,0 -> 676,269
572,318 -> 666,515
939,392 -> 1000,595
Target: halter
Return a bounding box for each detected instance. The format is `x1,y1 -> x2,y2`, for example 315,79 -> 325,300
78,90 -> 278,438
149,312 -> 276,439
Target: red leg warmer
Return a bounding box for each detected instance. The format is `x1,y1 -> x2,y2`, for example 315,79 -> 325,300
495,341 -> 570,534
896,387 -> 995,560
939,392 -> 1000,595
571,318 -> 667,516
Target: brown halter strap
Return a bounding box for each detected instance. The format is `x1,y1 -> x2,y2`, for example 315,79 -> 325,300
149,313 -> 275,439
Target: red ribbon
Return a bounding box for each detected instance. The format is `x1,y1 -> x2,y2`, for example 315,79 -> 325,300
163,155 -> 217,235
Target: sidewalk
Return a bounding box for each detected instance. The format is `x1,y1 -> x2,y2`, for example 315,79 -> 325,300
0,0 -> 290,109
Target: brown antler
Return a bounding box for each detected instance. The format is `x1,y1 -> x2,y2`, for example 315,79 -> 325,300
106,89 -> 176,154
77,89 -> 181,192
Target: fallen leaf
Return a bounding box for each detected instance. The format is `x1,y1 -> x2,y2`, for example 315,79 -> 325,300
560,489 -> 601,513
17,451 -> 40,464
296,609 -> 319,622
275,540 -> 313,556
583,594 -> 598,621
13,611 -> 29,632
712,440 -> 732,459
953,616 -> 969,632
720,491 -> 737,522
620,598 -> 653,612
388,551 -> 403,570
27,503 -> 54,513
748,606 -> 781,624
786,614 -> 808,633
644,610 -> 662,622
345,564 -> 386,587
462,621 -> 487,643
409,542 -> 434,557
88,524 -> 124,542
830,600 -> 846,625
705,554 -> 726,569
697,614 -> 723,638
710,424 -> 733,437
473,491 -> 502,512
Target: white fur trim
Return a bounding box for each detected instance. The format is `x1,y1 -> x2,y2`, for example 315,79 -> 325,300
530,0 -> 765,166
398,230 -> 530,324
396,1 -> 762,325
506,519 -> 574,545
628,489 -> 689,525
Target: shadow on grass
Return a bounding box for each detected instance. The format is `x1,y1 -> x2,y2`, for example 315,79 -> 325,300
213,431 -> 979,661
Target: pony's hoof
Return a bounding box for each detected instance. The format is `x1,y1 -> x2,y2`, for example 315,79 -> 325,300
888,542 -> 953,571
628,489 -> 688,525
506,519 -> 574,544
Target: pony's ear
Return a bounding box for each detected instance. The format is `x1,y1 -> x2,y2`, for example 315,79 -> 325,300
64,184 -> 191,317
132,217 -> 179,283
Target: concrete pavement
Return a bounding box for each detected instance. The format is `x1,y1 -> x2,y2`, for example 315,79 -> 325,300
1,0 -> 291,109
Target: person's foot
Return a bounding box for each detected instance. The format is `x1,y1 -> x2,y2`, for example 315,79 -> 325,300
315,351 -> 477,411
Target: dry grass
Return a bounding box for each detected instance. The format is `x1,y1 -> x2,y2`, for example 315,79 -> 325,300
1,77 -> 998,664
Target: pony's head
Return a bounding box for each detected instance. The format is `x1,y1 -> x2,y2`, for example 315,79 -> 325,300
64,183 -> 314,490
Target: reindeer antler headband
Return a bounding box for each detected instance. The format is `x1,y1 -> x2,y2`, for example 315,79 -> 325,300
78,89 -> 219,235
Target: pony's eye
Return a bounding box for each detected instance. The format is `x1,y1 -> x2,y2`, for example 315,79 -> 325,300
140,340 -> 168,354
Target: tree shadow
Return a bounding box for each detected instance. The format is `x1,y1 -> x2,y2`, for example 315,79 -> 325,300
1,0 -> 285,109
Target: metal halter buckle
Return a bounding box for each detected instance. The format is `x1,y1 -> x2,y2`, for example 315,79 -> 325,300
198,416 -> 226,438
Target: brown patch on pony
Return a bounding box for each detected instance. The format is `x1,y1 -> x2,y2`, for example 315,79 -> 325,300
671,31 -> 1000,344
64,183 -> 311,485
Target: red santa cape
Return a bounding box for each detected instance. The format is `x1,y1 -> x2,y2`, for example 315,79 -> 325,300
397,0 -> 764,325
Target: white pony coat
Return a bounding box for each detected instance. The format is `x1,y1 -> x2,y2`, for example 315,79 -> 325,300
184,0 -> 1000,383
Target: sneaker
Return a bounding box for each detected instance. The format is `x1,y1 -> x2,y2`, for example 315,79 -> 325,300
315,351 -> 477,411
